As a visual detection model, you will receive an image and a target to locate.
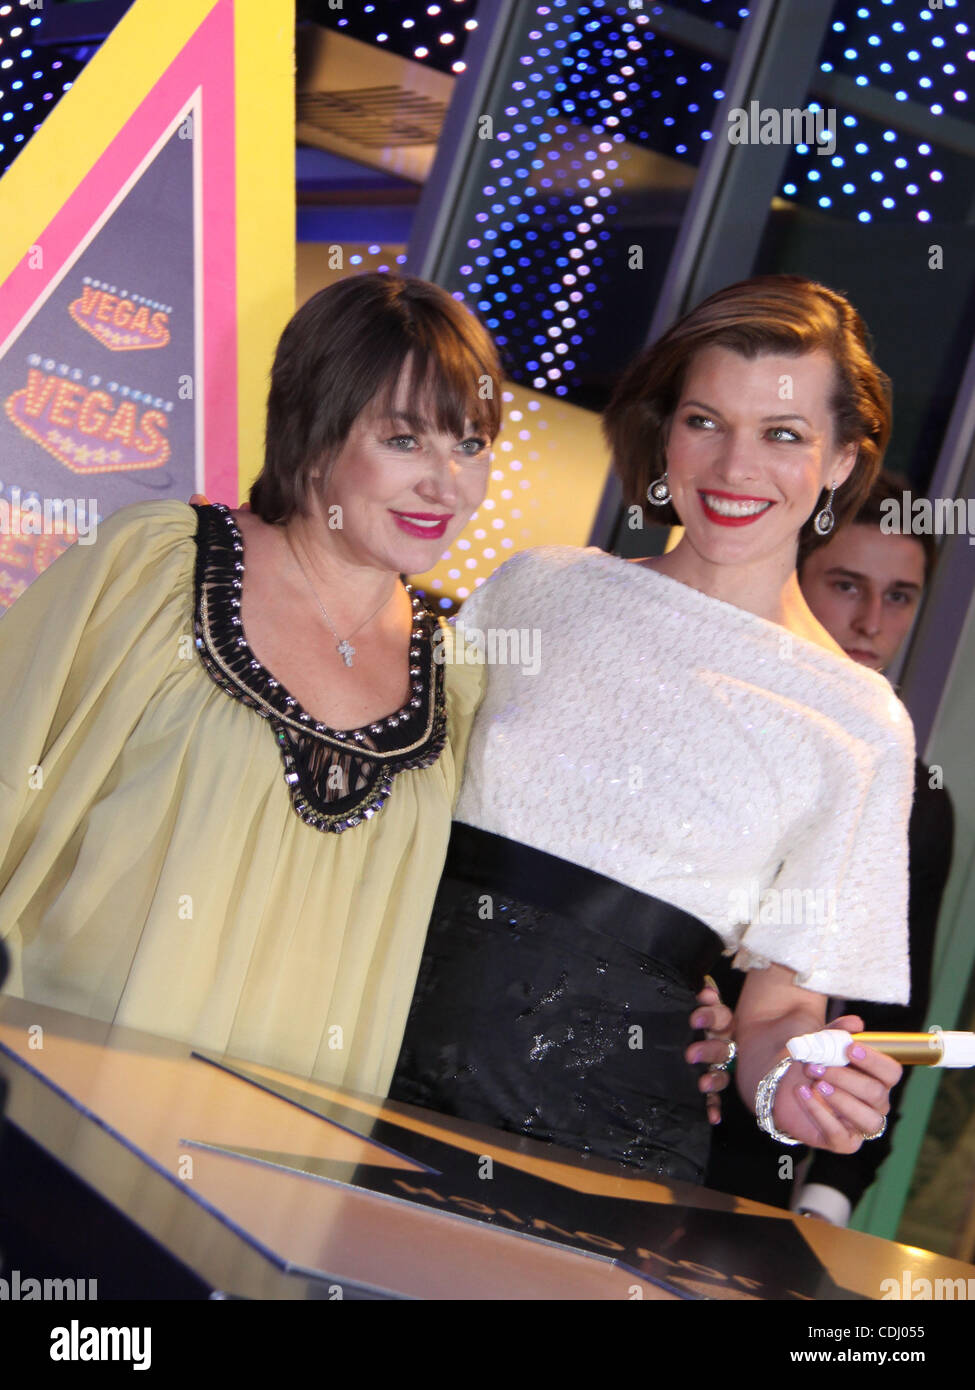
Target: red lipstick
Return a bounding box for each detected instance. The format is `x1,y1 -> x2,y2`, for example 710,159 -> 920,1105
391,511 -> 453,539
698,490 -> 774,528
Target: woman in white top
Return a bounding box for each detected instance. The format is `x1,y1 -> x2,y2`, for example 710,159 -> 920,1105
390,275 -> 910,1183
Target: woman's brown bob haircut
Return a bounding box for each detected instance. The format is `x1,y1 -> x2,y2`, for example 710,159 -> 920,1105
251,273 -> 503,523
603,275 -> 892,554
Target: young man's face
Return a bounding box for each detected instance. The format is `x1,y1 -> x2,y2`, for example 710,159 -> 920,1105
799,524 -> 927,672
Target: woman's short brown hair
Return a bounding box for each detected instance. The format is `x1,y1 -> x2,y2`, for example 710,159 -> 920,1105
251,273 -> 503,523
602,275 -> 892,554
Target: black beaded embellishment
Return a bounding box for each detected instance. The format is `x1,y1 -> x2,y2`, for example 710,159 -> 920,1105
190,503 -> 447,833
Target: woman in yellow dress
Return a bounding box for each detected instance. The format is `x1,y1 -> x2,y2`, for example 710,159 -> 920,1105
0,273 -> 500,1098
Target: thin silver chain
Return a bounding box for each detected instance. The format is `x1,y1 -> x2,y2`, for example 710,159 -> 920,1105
287,532 -> 399,668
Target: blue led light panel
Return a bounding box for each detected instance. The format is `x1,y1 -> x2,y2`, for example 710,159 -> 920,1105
660,0 -> 750,31
778,106 -> 969,224
777,0 -> 973,222
819,0 -> 972,118
0,1 -> 85,176
300,0 -> 481,76
446,1 -> 732,403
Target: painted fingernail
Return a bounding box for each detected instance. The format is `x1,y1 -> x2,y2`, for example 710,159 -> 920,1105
816,1081 -> 835,1097
851,1045 -> 866,1060
806,1064 -> 827,1078
798,1085 -> 813,1100
689,1046 -> 702,1063
691,1013 -> 707,1028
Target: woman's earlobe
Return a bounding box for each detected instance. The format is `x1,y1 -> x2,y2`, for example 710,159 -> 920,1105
838,443 -> 859,485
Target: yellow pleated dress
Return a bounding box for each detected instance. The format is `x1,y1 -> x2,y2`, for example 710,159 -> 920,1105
0,500 -> 483,1096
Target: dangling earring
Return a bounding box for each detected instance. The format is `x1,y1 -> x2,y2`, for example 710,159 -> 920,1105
813,484 -> 836,536
647,471 -> 671,506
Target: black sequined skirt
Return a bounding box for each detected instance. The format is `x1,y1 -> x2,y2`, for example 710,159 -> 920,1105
389,823 -> 726,1184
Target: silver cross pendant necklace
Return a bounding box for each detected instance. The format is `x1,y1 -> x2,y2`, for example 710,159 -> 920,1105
287,533 -> 397,668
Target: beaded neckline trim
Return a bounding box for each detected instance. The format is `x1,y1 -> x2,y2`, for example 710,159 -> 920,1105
190,503 -> 447,833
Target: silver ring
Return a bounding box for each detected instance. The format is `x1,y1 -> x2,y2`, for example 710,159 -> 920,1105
709,1039 -> 737,1072
861,1116 -> 888,1141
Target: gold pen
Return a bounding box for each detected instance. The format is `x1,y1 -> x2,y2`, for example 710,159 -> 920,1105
786,1029 -> 975,1067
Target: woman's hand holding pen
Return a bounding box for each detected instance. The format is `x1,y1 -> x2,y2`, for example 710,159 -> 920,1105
774,1013 -> 901,1151
741,1013 -> 901,1153
734,967 -> 901,1154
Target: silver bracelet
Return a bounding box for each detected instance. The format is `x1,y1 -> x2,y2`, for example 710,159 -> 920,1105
755,1057 -> 803,1145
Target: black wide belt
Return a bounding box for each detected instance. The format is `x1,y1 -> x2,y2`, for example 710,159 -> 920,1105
445,821 -> 725,985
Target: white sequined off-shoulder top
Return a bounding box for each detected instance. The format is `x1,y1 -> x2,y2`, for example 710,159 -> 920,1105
453,546 -> 915,1004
